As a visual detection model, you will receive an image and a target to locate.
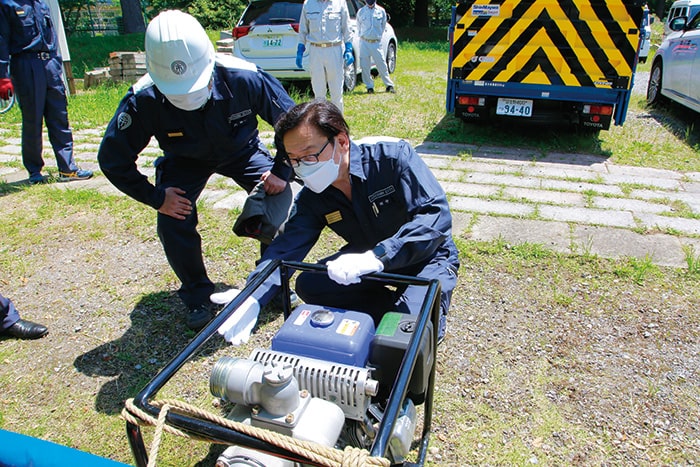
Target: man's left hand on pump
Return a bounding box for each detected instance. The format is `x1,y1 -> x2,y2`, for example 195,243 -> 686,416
158,186 -> 192,220
260,171 -> 286,194
326,251 -> 384,285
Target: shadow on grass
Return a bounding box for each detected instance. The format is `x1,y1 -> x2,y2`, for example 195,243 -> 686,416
645,100 -> 700,148
423,112 -> 613,165
72,287 -> 287,416
72,290 -> 226,415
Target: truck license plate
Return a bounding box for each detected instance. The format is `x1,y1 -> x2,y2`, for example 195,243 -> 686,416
263,37 -> 282,48
496,98 -> 533,117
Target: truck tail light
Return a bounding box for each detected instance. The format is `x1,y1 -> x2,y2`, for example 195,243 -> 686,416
583,104 -> 613,116
457,96 -> 485,106
291,23 -> 300,33
233,26 -> 251,39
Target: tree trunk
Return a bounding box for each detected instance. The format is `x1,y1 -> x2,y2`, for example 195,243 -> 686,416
120,0 -> 146,34
414,0 -> 430,27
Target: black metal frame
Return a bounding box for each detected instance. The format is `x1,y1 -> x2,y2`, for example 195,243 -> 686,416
126,259 -> 440,467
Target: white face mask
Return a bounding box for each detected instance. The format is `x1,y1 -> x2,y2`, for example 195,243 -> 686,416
166,85 -> 211,111
294,140 -> 340,193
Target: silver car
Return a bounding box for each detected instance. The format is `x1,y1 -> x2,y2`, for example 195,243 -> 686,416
227,0 -> 397,92
647,12 -> 700,113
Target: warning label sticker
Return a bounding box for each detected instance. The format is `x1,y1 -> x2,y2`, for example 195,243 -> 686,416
336,319 -> 359,336
293,309 -> 311,326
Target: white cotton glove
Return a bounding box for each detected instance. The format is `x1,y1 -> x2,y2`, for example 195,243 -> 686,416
326,250 -> 384,286
210,288 -> 242,305
215,295 -> 261,345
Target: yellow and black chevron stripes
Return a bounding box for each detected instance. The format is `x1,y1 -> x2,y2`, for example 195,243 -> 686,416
450,0 -> 644,89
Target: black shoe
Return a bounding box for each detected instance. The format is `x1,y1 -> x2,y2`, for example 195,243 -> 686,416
187,304 -> 214,331
28,173 -> 49,185
386,86 -> 395,94
3,319 -> 48,339
367,88 -> 375,94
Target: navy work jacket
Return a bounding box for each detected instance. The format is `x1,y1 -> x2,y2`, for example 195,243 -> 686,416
0,0 -> 58,78
262,138 -> 460,272
97,55 -> 295,210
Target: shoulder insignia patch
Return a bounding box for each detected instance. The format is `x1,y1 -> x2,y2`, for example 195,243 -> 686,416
117,112 -> 132,131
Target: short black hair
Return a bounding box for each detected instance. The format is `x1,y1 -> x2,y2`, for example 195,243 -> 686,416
274,100 -> 349,159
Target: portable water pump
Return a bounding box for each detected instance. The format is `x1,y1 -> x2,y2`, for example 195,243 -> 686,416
209,304 -> 434,466
125,261 -> 441,467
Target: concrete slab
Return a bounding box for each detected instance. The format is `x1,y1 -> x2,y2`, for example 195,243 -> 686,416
442,181 -> 500,198
469,216 -> 572,253
635,213 -> 700,236
538,205 -> 637,228
592,197 -> 672,215
504,187 -> 585,206
450,196 -> 535,217
572,226 -> 686,268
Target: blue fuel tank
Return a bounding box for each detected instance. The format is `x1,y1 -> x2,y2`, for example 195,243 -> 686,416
272,304 -> 376,367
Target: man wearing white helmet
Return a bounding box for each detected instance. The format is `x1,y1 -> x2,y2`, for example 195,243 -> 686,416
97,10 -> 296,331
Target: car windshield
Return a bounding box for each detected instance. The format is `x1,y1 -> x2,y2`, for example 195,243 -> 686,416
240,1 -> 304,26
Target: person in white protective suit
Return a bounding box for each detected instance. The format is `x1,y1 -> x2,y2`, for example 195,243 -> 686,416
296,0 -> 354,113
357,0 -> 394,94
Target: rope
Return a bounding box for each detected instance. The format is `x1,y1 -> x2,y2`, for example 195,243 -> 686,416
121,398 -> 390,467
147,403 -> 169,467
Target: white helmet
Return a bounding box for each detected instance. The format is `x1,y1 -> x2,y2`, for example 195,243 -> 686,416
145,10 -> 215,96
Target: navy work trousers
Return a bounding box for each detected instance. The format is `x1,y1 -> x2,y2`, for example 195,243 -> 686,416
0,293 -> 20,331
154,144 -> 274,309
11,53 -> 77,176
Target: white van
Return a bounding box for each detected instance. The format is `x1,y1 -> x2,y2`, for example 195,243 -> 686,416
664,0 -> 700,36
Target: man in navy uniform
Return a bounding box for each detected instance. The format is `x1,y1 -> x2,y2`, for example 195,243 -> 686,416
97,10 -> 295,331
1,293 -> 48,339
213,100 -> 459,345
0,0 -> 92,183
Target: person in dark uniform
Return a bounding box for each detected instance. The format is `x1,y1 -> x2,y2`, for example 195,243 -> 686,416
1,293 -> 48,339
212,100 -> 460,344
97,10 -> 295,331
0,0 -> 93,184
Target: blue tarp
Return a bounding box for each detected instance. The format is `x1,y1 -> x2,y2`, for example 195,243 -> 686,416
0,429 -> 132,467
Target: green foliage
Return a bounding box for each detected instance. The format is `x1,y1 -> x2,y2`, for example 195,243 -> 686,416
67,33 -> 145,78
144,0 -> 247,28
381,0 -> 415,28
188,0 -> 247,29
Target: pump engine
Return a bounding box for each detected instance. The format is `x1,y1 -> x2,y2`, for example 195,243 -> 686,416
209,303 -> 434,466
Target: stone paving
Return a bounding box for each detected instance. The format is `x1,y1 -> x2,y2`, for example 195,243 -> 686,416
2,127 -> 700,269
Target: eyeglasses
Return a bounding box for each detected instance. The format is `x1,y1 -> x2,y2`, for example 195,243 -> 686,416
284,139 -> 332,168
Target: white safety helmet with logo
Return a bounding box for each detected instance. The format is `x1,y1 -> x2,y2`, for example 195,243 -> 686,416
145,10 -> 215,110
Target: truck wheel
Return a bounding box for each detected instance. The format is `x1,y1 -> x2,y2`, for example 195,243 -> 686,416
647,62 -> 664,106
385,42 -> 397,74
343,60 -> 357,92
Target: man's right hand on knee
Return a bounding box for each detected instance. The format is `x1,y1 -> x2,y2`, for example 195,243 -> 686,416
158,187 -> 192,220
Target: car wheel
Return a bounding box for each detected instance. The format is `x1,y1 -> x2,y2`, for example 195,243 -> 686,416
647,61 -> 664,106
344,59 -> 357,92
385,42 -> 397,74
